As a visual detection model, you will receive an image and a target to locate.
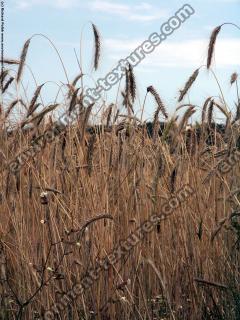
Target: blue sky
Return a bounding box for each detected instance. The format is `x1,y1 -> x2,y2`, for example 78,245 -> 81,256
5,0 -> 240,121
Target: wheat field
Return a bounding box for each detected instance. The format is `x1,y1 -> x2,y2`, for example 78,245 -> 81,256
0,23 -> 240,320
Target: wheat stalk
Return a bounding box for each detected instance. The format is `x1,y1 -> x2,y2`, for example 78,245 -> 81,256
92,24 -> 101,71
207,26 -> 221,69
178,106 -> 195,134
128,64 -> 136,103
202,97 -> 212,123
16,38 -> 31,83
178,68 -> 199,102
27,84 -> 44,118
2,77 -> 14,94
207,99 -> 214,126
1,59 -> 20,65
230,72 -> 238,85
147,86 -> 168,119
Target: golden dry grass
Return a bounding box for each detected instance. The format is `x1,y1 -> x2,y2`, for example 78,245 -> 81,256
0,24 -> 240,320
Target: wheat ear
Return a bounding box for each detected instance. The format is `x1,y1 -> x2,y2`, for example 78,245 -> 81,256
147,86 -> 168,119
207,26 -> 221,69
178,68 -> 199,102
16,38 -> 31,83
92,24 -> 101,70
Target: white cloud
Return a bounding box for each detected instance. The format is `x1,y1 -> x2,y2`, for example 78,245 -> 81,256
213,0 -> 240,2
135,2 -> 152,10
105,38 -> 140,51
16,1 -> 30,9
15,0 -> 168,21
88,1 -> 168,21
105,37 -> 240,68
90,1 -> 129,15
15,0 -> 80,9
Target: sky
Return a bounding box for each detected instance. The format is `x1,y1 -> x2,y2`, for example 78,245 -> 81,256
5,0 -> 240,121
